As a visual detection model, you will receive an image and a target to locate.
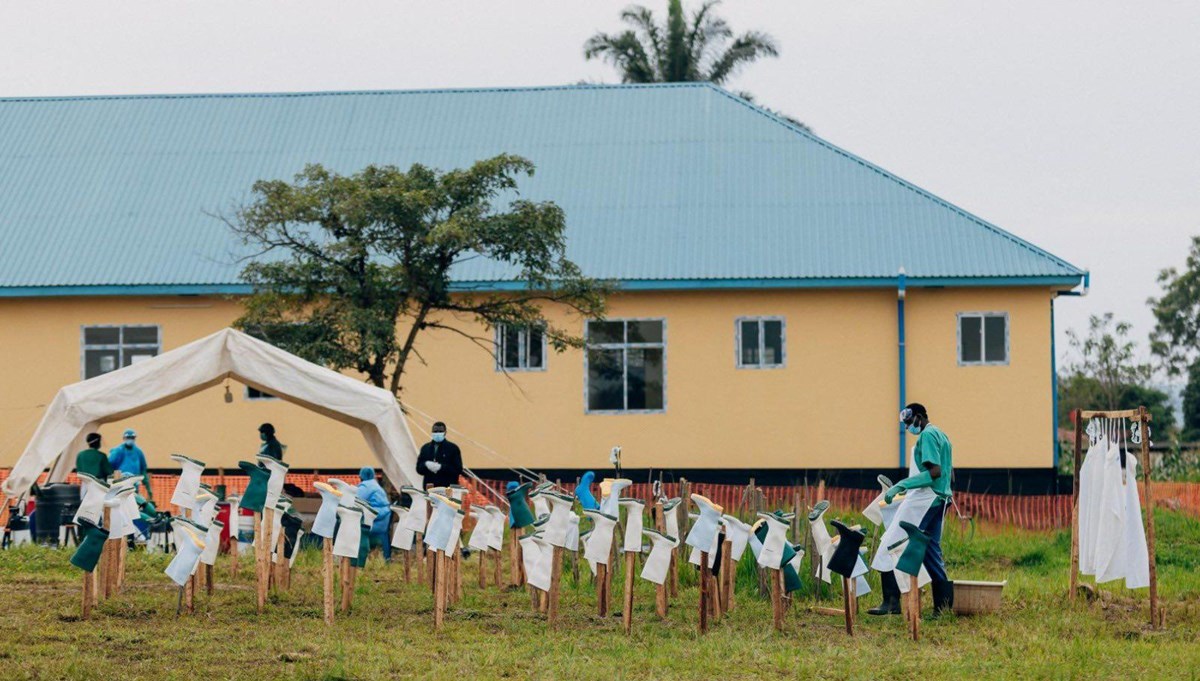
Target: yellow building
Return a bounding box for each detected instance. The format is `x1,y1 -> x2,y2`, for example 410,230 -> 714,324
0,84 -> 1085,483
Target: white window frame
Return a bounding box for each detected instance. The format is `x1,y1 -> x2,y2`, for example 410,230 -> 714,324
735,316 -> 787,369
80,324 -> 161,380
584,318 -> 667,415
957,312 -> 1010,366
494,324 -> 548,372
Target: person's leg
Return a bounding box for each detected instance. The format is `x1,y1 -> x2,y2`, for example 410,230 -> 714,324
867,569 -> 902,615
372,532 -> 392,562
918,501 -> 953,613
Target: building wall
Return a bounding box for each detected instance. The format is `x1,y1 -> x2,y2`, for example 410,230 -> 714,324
0,286 -> 1054,473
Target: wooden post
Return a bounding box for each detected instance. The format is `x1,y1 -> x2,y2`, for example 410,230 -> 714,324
622,551 -> 636,635
116,539 -> 128,593
698,551 -> 711,634
323,538 -> 334,626
494,548 -> 503,588
509,530 -> 524,587
655,577 -> 668,619
771,568 -> 784,631
1069,409 -> 1083,603
433,550 -> 447,631
842,576 -> 854,636
81,571 -> 93,619
1140,407 -> 1160,629
254,510 -> 265,613
454,548 -> 464,604
229,523 -> 240,578
340,557 -> 353,613
185,572 -> 195,614
100,507 -> 113,600
548,545 -> 564,628
91,569 -> 99,607
195,557 -> 207,597
596,562 -> 609,617
416,533 -> 426,585
909,574 -> 920,641
403,542 -> 413,584
272,525 -> 287,592
722,538 -> 734,612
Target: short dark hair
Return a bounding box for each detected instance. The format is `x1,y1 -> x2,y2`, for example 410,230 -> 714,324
432,421 -> 447,431
904,403 -> 929,422
86,432 -> 102,447
258,423 -> 275,436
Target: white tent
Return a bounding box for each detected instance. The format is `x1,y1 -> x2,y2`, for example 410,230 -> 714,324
2,328 -> 420,498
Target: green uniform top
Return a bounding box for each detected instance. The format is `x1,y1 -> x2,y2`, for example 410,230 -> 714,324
259,437 -> 284,462
75,447 -> 114,480
914,424 -> 953,501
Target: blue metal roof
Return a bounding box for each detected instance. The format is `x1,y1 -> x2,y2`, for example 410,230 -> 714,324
0,83 -> 1083,294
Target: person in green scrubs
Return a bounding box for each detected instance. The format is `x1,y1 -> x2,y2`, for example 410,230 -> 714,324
75,432 -> 114,480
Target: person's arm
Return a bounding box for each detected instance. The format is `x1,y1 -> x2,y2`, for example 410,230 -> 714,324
884,436 -> 941,501
447,443 -> 463,481
108,447 -> 124,469
415,444 -> 433,475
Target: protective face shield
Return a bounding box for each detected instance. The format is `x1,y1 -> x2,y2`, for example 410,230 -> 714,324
542,492 -> 577,548
74,473 -> 110,526
169,454 -> 206,511
485,505 -> 507,551
755,512 -> 794,570
256,455 -> 290,509
720,515 -> 752,562
311,481 -> 343,539
581,509 -> 618,566
165,525 -> 206,587
640,529 -> 679,585
200,520 -> 225,566
684,494 -> 724,552
826,520 -> 867,578
401,487 -> 429,531
619,498 -> 646,553
519,533 -> 552,592
662,497 -> 682,540
333,507 -> 364,560
390,506 -> 415,551
598,478 -> 632,517
900,407 -> 925,435
70,520 -> 110,572
237,460 -> 270,514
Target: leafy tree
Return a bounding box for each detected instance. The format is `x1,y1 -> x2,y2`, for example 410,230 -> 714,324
1150,235 -> 1200,376
226,156 -> 610,396
1180,359 -> 1200,441
584,0 -> 779,86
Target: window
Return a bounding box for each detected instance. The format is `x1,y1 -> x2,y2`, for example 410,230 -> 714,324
495,325 -> 546,371
737,317 -> 785,368
81,325 -> 161,379
958,313 -> 1009,365
585,319 -> 665,413
246,386 -> 278,400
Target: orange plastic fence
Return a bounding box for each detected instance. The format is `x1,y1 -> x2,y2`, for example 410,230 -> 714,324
3,469 -> 1198,530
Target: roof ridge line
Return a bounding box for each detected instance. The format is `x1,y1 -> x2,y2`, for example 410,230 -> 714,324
700,83 -> 1084,276
0,82 -> 709,104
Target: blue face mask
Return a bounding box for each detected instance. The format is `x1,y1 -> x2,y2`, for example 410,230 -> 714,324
432,432 -> 446,443
124,439 -> 135,448
907,424 -> 922,435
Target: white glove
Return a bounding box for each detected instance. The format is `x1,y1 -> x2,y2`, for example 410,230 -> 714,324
426,461 -> 442,474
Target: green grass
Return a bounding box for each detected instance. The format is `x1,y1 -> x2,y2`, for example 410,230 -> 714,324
2,509 -> 1198,680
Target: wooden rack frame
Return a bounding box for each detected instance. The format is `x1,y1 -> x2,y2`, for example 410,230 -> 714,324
1068,406 -> 1161,629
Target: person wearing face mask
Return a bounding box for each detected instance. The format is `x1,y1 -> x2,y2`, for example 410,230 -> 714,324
258,423 -> 284,461
868,403 -> 955,616
416,422 -> 462,489
356,466 -> 393,561
108,429 -> 152,500
76,432 -> 114,480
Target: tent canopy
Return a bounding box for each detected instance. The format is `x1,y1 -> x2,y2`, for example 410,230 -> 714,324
2,328 -> 420,498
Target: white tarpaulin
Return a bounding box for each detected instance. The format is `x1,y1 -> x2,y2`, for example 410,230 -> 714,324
2,328 -> 420,498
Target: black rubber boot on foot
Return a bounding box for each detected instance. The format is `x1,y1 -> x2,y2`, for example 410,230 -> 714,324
867,570 -> 903,615
931,579 -> 955,616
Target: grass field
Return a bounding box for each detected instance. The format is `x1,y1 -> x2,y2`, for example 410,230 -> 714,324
1,509 -> 1198,680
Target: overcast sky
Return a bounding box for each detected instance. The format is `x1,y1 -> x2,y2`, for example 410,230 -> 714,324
3,0 -> 1198,368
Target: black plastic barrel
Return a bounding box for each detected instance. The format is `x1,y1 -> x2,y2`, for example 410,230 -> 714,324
33,483 -> 81,546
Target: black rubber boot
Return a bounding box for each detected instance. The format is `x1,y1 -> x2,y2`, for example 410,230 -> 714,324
867,570 -> 903,615
932,579 -> 955,616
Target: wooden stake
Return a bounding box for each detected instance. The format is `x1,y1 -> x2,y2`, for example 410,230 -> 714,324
434,550 -> 447,631
721,538 -> 734,612
509,530 -> 523,587
596,562 -> 609,617
272,523 -> 287,592
842,576 -> 854,636
116,540 -> 128,593
549,546 -> 564,629
909,575 -> 920,642
403,542 -> 413,584
698,550 -> 710,634
254,511 -> 266,613
416,533 -> 426,584
1140,407 -> 1160,629
229,520 -> 240,578
622,551 -> 636,635
494,548 -> 503,588
655,580 -> 668,619
1069,409 -> 1083,603
771,567 -> 784,631
206,561 -> 216,596
454,547 -> 464,604
81,571 -> 93,619
185,571 -> 195,614
91,569 -> 99,607
340,556 -> 353,613
479,548 -> 488,589
323,538 -> 334,626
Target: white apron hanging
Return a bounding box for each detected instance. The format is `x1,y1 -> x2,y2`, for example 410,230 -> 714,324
1094,426 -> 1150,589
871,446 -> 937,576
169,454 -> 205,511
1078,421 -> 1108,576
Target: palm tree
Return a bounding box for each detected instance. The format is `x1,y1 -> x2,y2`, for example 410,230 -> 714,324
584,0 -> 808,131
584,0 -> 779,86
